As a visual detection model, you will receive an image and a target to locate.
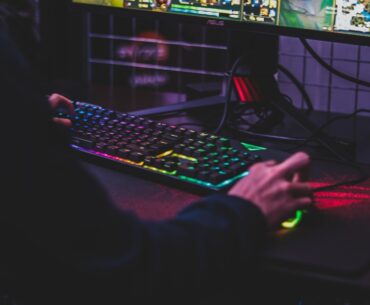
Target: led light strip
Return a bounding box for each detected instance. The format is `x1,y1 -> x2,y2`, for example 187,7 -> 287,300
143,165 -> 176,176
172,153 -> 198,163
156,150 -> 174,158
241,142 -> 267,151
72,145 -> 248,187
178,171 -> 250,188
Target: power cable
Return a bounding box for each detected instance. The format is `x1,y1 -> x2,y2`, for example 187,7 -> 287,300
300,38 -> 370,87
213,56 -> 244,134
278,64 -> 314,112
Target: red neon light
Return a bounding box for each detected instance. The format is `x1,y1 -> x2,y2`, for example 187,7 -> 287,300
245,78 -> 261,101
233,77 -> 247,103
238,77 -> 253,102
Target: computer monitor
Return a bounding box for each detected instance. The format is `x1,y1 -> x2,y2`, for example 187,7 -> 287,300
71,0 -> 370,45
70,0 -> 365,162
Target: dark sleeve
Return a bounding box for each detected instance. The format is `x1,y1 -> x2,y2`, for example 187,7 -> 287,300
0,29 -> 267,305
139,194 -> 267,302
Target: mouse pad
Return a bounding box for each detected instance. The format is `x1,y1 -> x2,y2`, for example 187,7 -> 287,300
262,198 -> 370,276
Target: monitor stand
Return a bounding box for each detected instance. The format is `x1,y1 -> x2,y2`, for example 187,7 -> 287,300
129,31 -> 352,160
253,75 -> 354,161
129,95 -> 228,117
129,31 -> 279,117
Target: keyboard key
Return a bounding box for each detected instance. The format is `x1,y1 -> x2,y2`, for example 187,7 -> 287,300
162,133 -> 182,142
106,146 -> 120,155
95,142 -> 108,153
197,170 -> 210,181
117,149 -> 131,158
177,164 -> 197,177
163,161 -> 177,172
129,152 -> 145,163
72,137 -> 95,149
194,149 -> 207,158
184,130 -> 197,138
208,173 -> 225,184
173,144 -> 186,153
144,156 -> 156,166
216,138 -> 230,146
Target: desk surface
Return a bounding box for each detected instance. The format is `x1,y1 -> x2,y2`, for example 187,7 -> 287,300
82,160 -> 200,221
81,154 -> 370,299
54,83 -> 370,298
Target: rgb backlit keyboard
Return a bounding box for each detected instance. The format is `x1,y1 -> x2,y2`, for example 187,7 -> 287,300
63,101 -> 268,192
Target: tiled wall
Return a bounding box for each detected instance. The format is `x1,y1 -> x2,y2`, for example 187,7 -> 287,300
86,14 -> 229,100
279,36 -> 370,115
86,12 -> 370,115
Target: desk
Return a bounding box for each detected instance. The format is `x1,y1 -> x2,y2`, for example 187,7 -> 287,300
81,155 -> 370,303
55,83 -> 370,302
81,160 -> 200,221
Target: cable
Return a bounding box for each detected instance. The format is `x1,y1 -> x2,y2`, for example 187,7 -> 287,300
213,56 -> 244,134
314,109 -> 370,134
313,162 -> 368,192
292,108 -> 370,192
232,119 -> 368,192
297,40 -> 370,190
312,160 -> 368,193
289,109 -> 370,152
234,91 -> 369,191
229,125 -> 307,143
300,38 -> 370,87
278,64 -> 314,112
229,94 -> 311,144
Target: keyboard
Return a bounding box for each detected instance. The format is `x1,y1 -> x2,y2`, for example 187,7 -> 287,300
61,101 -> 268,192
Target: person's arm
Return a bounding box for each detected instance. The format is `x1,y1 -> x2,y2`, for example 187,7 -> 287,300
5,158 -> 266,305
36,95 -> 267,302
0,28 -> 311,305
43,94 -> 311,298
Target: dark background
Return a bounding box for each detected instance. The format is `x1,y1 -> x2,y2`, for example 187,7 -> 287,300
36,0 -> 370,166
37,0 -> 370,114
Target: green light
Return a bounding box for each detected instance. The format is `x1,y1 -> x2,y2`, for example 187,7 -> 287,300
241,142 -> 267,151
172,153 -> 198,163
156,150 -> 173,158
74,146 -> 145,166
178,171 -> 249,188
281,210 -> 304,229
143,165 -> 176,176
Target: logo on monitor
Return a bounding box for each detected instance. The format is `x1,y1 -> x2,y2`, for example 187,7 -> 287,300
206,20 -> 225,26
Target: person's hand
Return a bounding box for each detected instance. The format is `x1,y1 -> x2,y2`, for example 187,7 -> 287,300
228,152 -> 312,228
48,93 -> 74,127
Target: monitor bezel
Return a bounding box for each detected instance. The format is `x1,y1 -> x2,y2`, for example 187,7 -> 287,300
71,2 -> 370,46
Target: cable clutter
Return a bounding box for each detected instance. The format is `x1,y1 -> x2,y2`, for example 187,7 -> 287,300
189,55 -> 370,193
